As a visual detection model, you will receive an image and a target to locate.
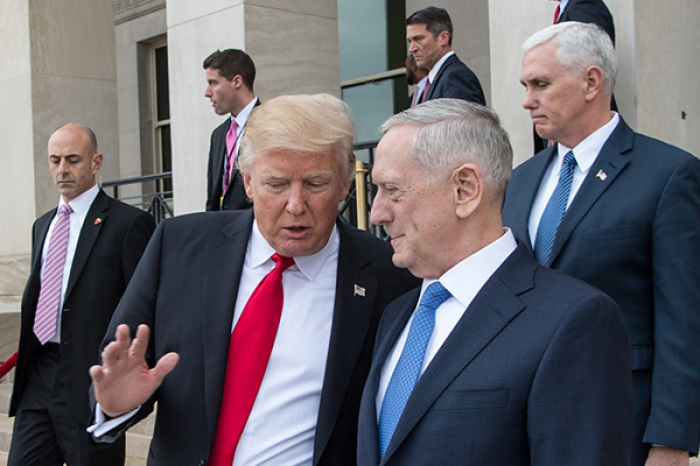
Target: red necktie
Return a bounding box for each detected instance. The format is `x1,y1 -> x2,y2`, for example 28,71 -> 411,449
553,4 -> 561,23
208,253 -> 295,466
222,119 -> 239,197
33,204 -> 72,344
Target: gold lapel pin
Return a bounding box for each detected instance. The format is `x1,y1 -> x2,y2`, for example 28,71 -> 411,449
596,169 -> 608,181
354,284 -> 366,297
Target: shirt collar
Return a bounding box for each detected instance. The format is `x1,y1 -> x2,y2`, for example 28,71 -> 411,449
558,0 -> 570,13
558,112 -> 619,174
248,219 -> 340,282
232,96 -> 258,129
58,183 -> 99,218
422,228 -> 517,309
428,50 -> 455,84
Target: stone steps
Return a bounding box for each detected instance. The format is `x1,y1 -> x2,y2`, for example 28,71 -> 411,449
0,376 -> 154,465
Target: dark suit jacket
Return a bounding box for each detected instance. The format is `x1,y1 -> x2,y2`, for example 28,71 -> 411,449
357,244 -> 633,465
425,54 -> 486,106
10,190 -> 155,425
205,100 -> 260,212
502,119 -> 700,462
558,0 -> 615,45
95,209 -> 418,466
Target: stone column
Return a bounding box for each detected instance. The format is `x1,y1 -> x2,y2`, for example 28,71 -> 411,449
0,0 -> 118,312
166,0 -> 341,214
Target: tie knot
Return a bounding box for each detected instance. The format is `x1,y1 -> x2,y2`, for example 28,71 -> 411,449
271,253 -> 295,273
228,119 -> 239,133
59,204 -> 73,216
563,150 -> 576,169
419,282 -> 451,312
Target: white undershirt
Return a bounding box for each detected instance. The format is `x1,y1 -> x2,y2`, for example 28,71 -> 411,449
528,113 -> 619,248
376,229 -> 517,416
41,183 -> 99,343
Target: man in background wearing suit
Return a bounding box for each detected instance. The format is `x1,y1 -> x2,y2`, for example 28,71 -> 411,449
357,98 -> 633,465
8,123 -> 155,465
503,22 -> 700,465
406,6 -> 486,106
203,49 -> 259,211
87,94 -> 418,466
405,54 -> 428,109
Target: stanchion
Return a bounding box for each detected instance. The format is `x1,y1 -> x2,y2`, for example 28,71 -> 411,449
355,161 -> 368,231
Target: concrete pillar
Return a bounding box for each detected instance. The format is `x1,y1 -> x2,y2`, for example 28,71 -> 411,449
166,0 -> 341,215
0,0 -> 118,308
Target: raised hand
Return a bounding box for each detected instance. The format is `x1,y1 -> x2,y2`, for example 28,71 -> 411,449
89,324 -> 179,417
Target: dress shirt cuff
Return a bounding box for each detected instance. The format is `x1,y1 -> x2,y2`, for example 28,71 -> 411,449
87,403 -> 140,437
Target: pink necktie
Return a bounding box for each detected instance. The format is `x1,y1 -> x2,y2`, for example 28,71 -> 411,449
33,204 -> 72,344
208,253 -> 295,466
420,80 -> 431,104
222,119 -> 239,197
553,4 -> 561,23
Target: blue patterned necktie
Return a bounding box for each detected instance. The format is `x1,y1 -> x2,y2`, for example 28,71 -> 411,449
535,150 -> 577,264
378,281 -> 452,458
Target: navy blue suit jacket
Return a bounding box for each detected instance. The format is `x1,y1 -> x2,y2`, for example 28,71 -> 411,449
502,119 -> 700,463
94,209 -> 418,466
358,244 -> 633,465
425,54 -> 486,106
558,0 -> 615,44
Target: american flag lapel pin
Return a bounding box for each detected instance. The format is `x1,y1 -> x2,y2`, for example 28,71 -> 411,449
354,284 -> 366,297
94,217 -> 102,225
596,169 -> 608,181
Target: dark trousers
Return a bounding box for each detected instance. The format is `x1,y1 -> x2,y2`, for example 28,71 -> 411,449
7,344 -> 125,466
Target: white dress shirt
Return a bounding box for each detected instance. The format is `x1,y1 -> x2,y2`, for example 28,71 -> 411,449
42,183 -> 99,343
528,112 -> 619,249
376,229 -> 518,416
91,219 -> 339,466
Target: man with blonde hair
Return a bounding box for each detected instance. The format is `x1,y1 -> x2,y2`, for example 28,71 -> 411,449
88,94 -> 418,466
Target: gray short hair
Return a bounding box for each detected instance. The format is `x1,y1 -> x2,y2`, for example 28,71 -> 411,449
381,98 -> 512,202
523,21 -> 617,94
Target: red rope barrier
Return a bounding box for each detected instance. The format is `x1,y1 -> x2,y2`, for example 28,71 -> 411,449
0,351 -> 18,380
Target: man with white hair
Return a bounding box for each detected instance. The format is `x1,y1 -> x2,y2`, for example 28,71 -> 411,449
503,21 -> 700,465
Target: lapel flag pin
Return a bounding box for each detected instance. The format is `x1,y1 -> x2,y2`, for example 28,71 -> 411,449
354,284 -> 366,297
596,169 -> 608,181
94,218 -> 102,225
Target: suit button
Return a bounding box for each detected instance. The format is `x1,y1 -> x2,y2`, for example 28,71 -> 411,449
198,460 -> 205,466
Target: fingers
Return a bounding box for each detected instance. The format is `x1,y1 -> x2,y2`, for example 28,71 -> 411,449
89,364 -> 104,383
129,324 -> 151,361
152,352 -> 180,383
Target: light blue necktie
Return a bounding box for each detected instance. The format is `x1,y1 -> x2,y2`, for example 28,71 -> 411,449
535,150 -> 577,264
378,282 -> 451,458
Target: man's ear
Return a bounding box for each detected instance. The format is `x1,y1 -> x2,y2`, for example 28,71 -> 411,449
242,171 -> 254,200
438,30 -> 451,47
583,65 -> 605,102
453,163 -> 483,218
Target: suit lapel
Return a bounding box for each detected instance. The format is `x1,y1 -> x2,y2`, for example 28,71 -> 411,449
426,54 -> 456,101
201,210 -> 253,438
382,246 -> 534,463
64,190 -> 109,301
509,147 -> 557,252
546,120 -> 633,265
313,221 -> 380,464
361,290 -> 419,465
